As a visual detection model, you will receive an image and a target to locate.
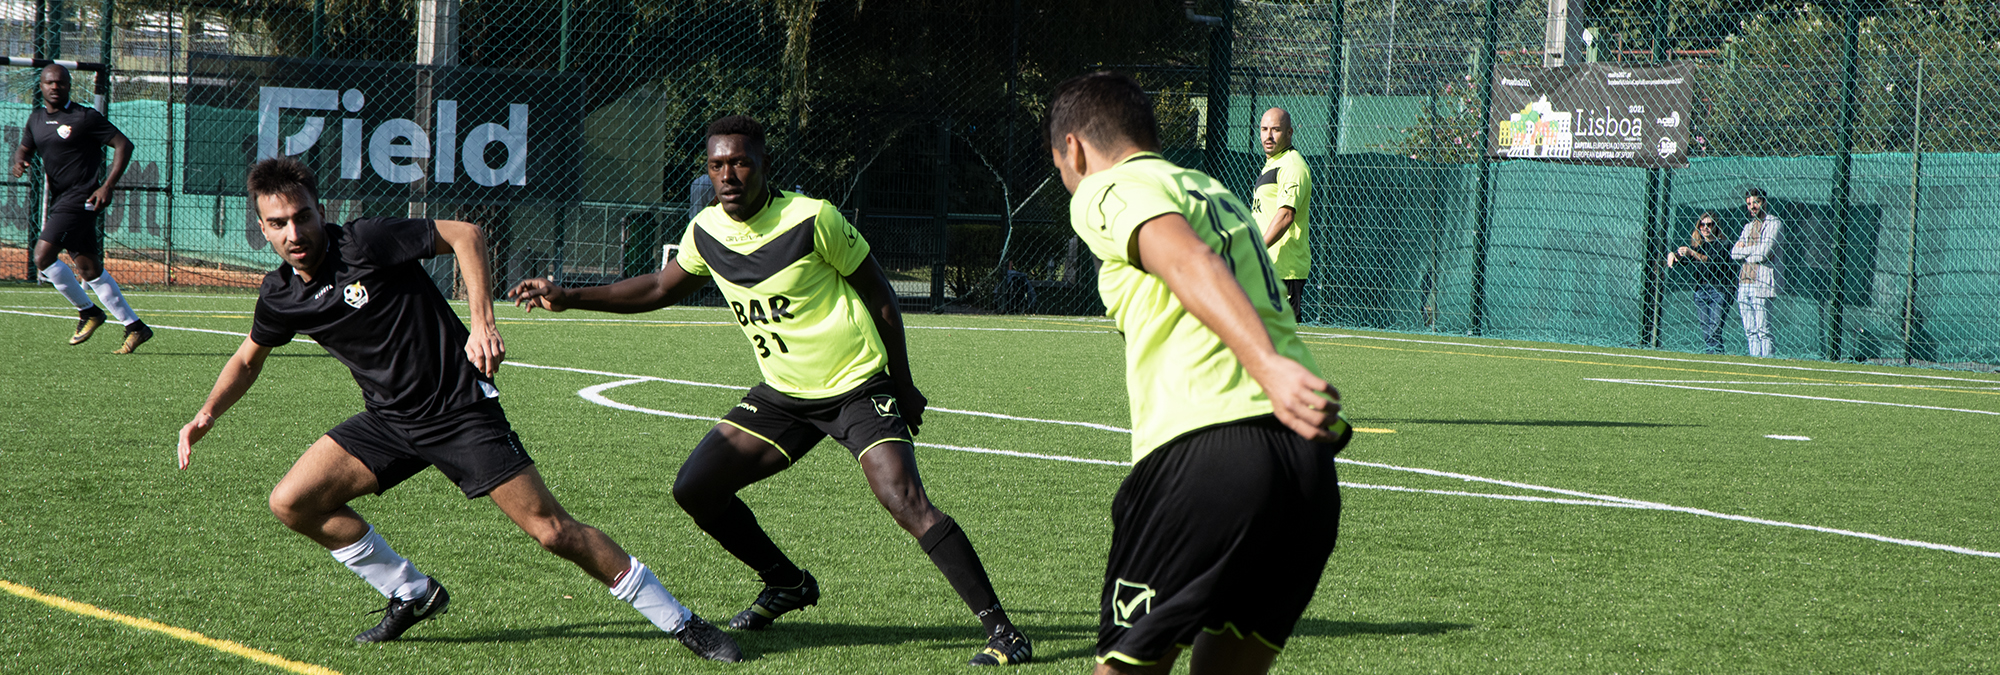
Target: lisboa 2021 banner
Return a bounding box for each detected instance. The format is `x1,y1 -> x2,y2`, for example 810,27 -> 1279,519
1488,62 -> 1693,169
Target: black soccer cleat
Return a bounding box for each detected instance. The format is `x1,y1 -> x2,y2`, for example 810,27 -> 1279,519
112,321 -> 152,355
68,307 -> 105,346
729,569 -> 819,630
355,578 -> 450,643
969,625 -> 1033,666
673,614 -> 744,662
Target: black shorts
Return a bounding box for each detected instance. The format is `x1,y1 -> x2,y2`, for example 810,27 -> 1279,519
325,398 -> 536,499
38,207 -> 101,258
1096,415 -> 1350,666
718,372 -> 913,462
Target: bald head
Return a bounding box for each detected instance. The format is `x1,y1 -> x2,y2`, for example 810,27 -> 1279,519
1259,107 -> 1294,157
37,64 -> 71,110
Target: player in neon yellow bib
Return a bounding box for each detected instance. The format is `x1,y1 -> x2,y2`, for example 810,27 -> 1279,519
1049,72 -> 1350,675
509,115 -> 1031,667
1252,107 -> 1312,322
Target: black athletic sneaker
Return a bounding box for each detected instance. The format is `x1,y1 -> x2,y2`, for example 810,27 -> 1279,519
969,625 -> 1032,666
112,321 -> 152,355
729,569 -> 819,630
355,579 -> 450,643
69,308 -> 105,346
673,614 -> 743,662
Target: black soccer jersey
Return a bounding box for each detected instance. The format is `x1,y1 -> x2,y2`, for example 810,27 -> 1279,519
250,217 -> 496,422
20,102 -> 119,213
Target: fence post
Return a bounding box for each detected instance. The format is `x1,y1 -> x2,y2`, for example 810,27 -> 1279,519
1323,0 -> 1342,155
1640,0 -> 1670,349
1468,0 -> 1498,336
931,120 -> 951,312
1203,0 -> 1234,178
1901,57 -> 1924,364
1826,0 -> 1860,360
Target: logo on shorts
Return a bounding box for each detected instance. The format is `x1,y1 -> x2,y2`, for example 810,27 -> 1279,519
735,402 -> 759,413
871,395 -> 900,418
56,124 -> 71,139
342,282 -> 370,308
1111,579 -> 1155,627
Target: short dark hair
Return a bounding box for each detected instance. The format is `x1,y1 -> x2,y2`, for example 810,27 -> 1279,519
1744,187 -> 1767,200
706,114 -> 766,150
1047,71 -> 1160,152
247,157 -> 320,206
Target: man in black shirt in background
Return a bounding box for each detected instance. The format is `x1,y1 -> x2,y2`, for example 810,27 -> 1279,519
10,64 -> 149,352
175,158 -> 740,661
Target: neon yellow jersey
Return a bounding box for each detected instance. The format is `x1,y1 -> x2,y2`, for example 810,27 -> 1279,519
1069,153 -> 1323,461
676,191 -> 886,399
1252,148 -> 1313,280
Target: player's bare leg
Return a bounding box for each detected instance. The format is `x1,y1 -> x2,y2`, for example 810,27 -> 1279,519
489,466 -> 631,584
494,466 -> 740,661
860,442 -> 1030,665
1187,630 -> 1279,675
1095,652 -> 1180,675
267,435 -> 378,549
267,436 -> 447,642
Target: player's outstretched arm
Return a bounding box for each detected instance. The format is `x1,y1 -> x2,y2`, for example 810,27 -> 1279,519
508,259 -> 709,315
86,130 -> 134,211
1133,212 -> 1340,442
436,219 -> 504,376
845,254 -> 926,431
179,336 -> 275,470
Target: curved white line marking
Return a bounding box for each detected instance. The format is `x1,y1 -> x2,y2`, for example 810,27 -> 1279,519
8,310 -> 1988,558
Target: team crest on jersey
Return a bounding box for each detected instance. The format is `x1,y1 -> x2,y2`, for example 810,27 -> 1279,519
1110,579 -> 1156,627
342,282 -> 370,308
56,124 -> 71,139
871,395 -> 900,418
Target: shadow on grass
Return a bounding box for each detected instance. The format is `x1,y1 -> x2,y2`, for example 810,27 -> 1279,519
1293,618 -> 1473,638
405,611 -> 1468,664
1365,418 -> 1694,428
407,612 -> 1105,662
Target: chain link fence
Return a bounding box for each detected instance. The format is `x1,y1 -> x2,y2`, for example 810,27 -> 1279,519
0,0 -> 1993,368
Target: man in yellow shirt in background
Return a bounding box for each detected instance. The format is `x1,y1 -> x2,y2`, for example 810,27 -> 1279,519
1253,107 -> 1312,322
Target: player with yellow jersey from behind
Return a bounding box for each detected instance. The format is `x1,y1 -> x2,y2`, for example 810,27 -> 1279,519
1047,72 -> 1350,675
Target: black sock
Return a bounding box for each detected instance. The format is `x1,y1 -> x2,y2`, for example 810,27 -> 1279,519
693,496 -> 799,584
918,515 -> 1007,634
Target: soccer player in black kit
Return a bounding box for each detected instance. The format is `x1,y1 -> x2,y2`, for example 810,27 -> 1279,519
175,157 -> 740,661
10,64 -> 150,353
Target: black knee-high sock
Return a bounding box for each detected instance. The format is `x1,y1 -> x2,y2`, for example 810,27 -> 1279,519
694,496 -> 802,585
919,515 -> 1009,634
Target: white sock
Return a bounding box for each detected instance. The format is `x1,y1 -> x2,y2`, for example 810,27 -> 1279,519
329,526 -> 431,601
39,262 -> 95,312
608,557 -> 689,633
84,272 -> 139,325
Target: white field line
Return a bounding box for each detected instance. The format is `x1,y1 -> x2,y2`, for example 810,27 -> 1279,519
1298,330 -> 2000,385
7,309 -> 1992,557
1615,380 -> 2000,390
1589,378 -> 2000,416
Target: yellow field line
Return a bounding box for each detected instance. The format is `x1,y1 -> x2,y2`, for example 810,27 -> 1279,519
0,579 -> 341,675
1303,338 -> 2000,397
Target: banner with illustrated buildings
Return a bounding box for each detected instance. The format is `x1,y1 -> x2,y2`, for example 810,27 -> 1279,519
1489,63 -> 1693,169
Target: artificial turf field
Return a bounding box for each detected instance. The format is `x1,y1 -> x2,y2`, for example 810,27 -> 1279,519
3,285 -> 1997,674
